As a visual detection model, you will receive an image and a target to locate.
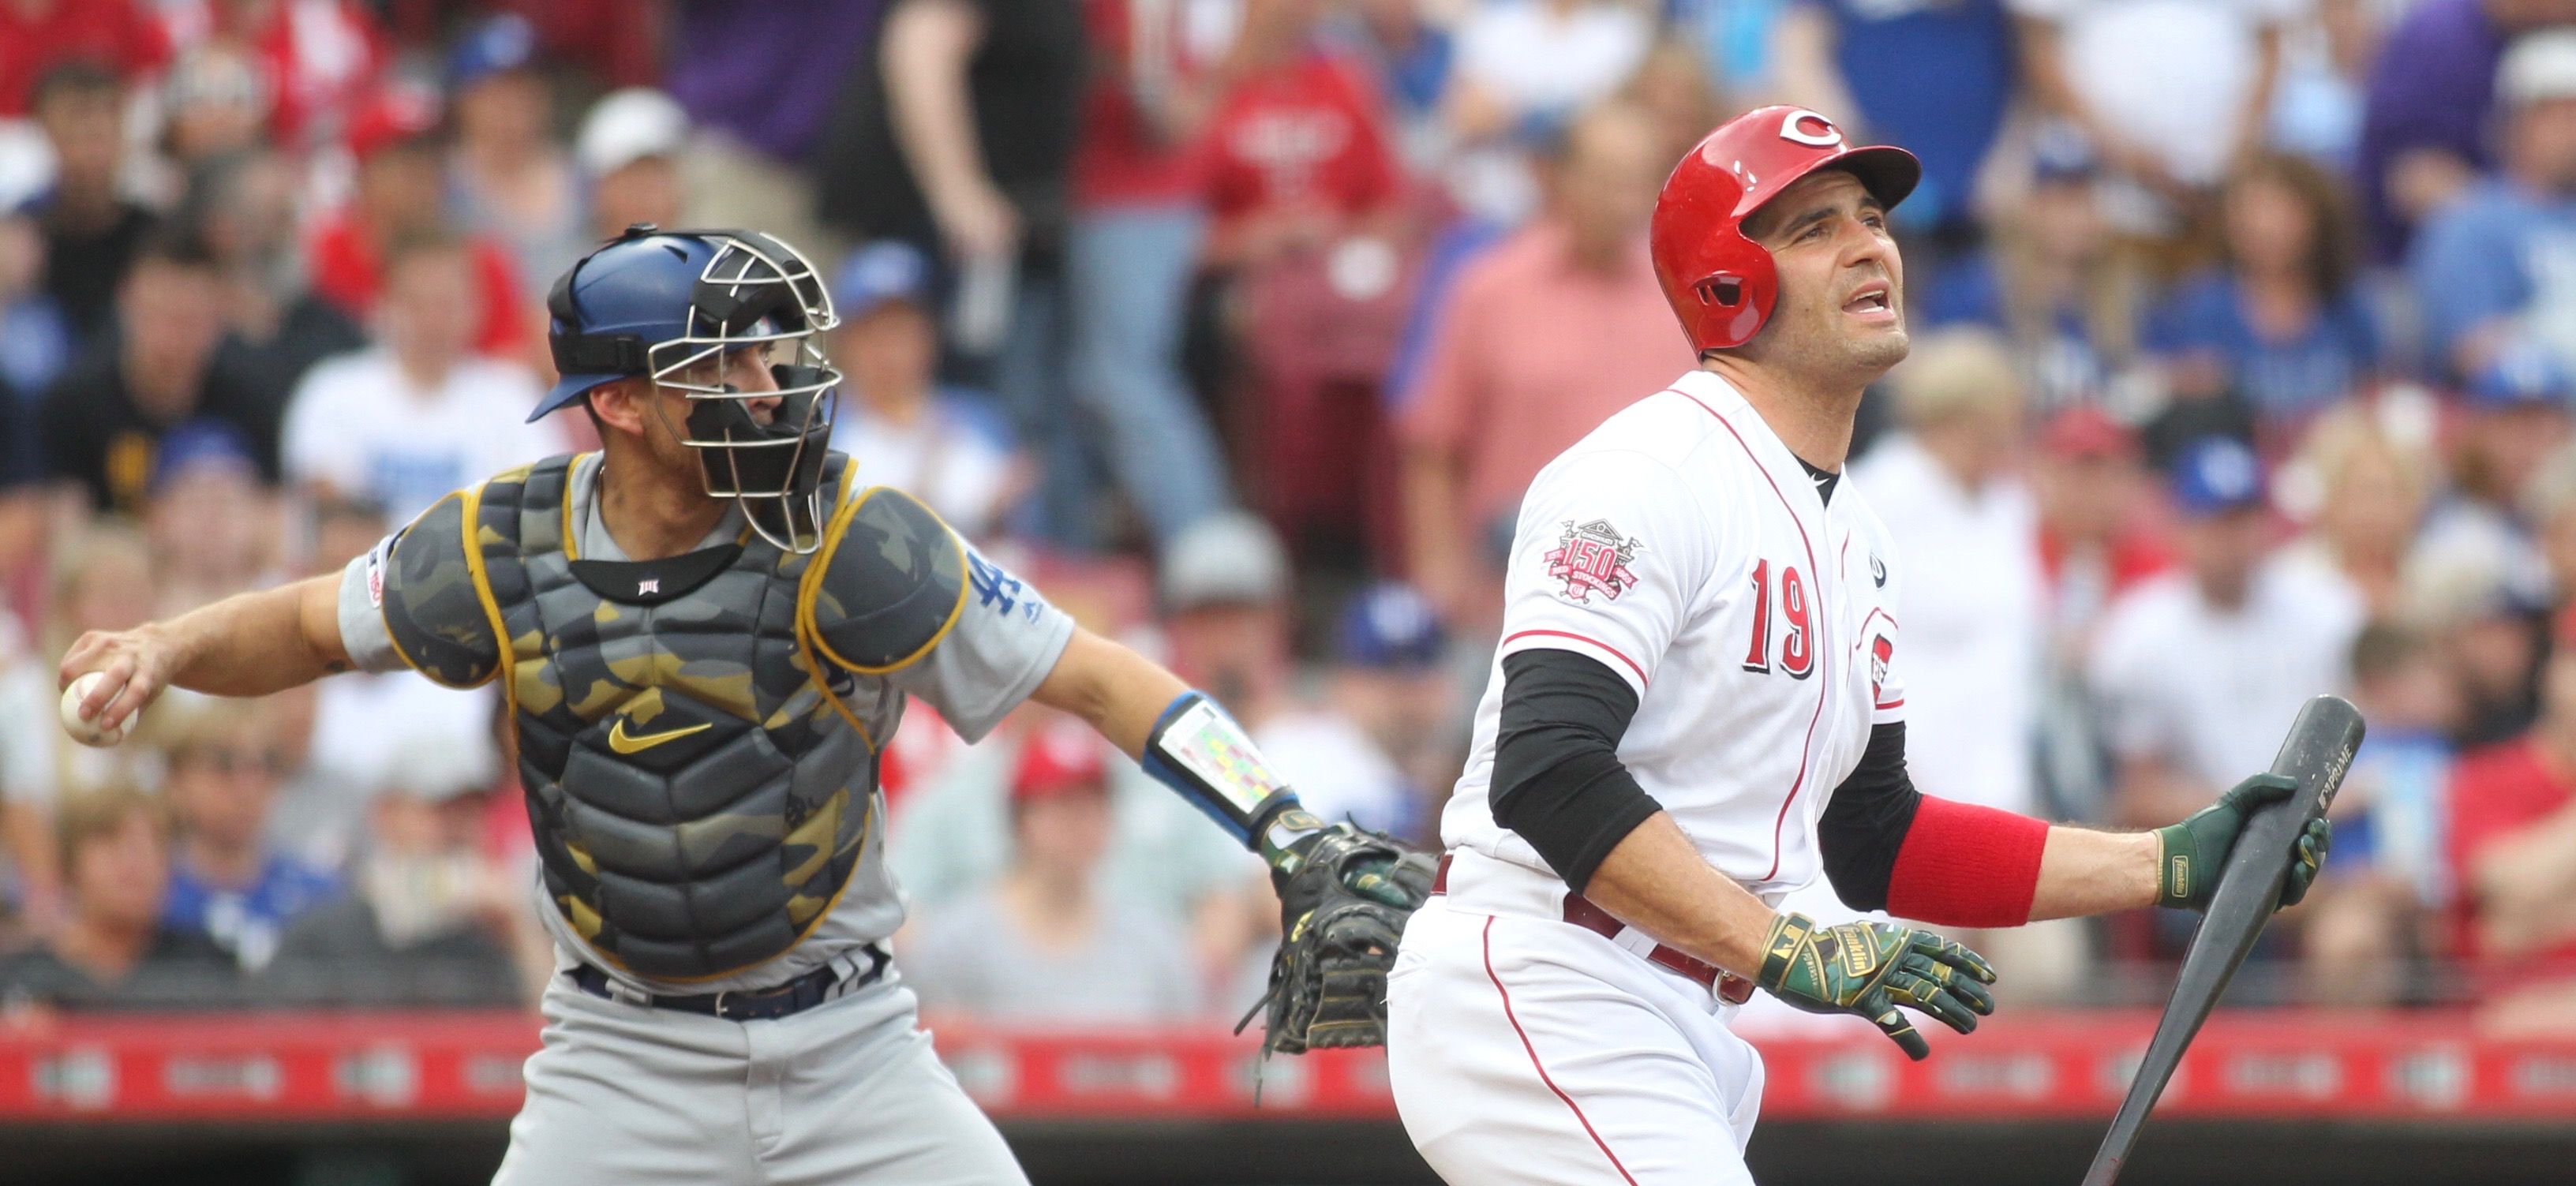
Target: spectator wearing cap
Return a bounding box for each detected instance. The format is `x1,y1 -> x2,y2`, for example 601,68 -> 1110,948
264,735 -> 530,1008
186,151 -> 367,430
2031,406 -> 2172,817
829,241 -> 1020,541
446,14 -> 587,309
305,88 -> 530,360
1399,100 -> 1691,630
21,61 -> 159,347
578,88 -> 690,242
144,418 -> 282,616
2406,346 -> 2567,691
37,230 -> 278,515
900,716 -> 1203,1023
1919,128 -> 2154,413
282,228 -> 564,525
2354,0 -> 2576,264
392,0 -> 656,95
2091,436 -> 2364,833
2444,602 -> 2576,1032
157,699 -> 337,972
1326,582 -> 1458,840
2413,28 -> 2576,381
1853,331 -> 2043,818
0,786 -> 236,1012
2144,154 -> 2380,432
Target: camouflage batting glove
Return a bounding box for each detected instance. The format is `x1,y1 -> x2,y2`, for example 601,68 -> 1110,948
1754,913 -> 1997,1061
2153,773 -> 2332,912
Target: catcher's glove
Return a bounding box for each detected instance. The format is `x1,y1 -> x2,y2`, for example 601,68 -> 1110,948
1237,818 -> 1435,1055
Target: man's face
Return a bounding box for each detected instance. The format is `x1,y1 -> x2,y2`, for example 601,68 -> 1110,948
381,248 -> 479,373
358,145 -> 447,233
1166,604 -> 1290,709
2181,507 -> 2270,605
1013,788 -> 1112,881
72,811 -> 170,932
1738,170 -> 1908,381
593,156 -> 682,240
121,260 -> 226,416
1554,109 -> 1664,257
833,302 -> 935,413
2510,97 -> 2576,193
38,90 -> 122,193
168,740 -> 283,850
594,346 -> 785,478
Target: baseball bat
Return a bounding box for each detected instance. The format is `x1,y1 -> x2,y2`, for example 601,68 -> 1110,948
2078,694 -> 2365,1186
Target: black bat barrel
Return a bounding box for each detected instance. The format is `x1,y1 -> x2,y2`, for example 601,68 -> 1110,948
2080,694 -> 2367,1186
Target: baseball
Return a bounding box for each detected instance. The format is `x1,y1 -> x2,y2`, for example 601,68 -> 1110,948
59,672 -> 129,748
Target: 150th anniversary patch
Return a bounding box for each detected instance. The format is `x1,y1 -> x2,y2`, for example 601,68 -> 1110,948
1544,519 -> 1642,603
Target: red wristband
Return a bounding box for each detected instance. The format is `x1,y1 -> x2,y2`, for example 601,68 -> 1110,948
1883,795 -> 2050,929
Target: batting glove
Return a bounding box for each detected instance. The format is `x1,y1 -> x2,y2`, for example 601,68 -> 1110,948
2153,773 -> 2333,912
1754,913 -> 1998,1061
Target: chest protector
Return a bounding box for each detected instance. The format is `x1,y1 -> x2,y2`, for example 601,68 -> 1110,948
376,451 -> 968,982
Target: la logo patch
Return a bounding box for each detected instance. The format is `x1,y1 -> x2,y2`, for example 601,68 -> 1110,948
1544,519 -> 1641,603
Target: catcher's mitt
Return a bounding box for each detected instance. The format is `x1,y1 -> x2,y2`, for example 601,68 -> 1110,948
1237,821 -> 1436,1056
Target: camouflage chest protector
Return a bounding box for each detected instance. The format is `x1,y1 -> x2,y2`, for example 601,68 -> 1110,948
376,451 -> 968,982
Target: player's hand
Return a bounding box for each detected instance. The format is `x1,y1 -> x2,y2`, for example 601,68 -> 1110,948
57,626 -> 184,736
2153,773 -> 2333,912
1754,913 -> 1996,1061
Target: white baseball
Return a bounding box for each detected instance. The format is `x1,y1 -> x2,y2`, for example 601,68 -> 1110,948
59,672 -> 129,748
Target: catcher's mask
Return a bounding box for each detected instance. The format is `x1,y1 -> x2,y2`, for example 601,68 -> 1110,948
540,225 -> 844,553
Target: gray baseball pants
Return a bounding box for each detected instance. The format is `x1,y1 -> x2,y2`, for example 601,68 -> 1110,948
491,969 -> 1028,1186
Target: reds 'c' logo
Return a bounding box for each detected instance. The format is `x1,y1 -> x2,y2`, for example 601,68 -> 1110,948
1870,634 -> 1893,700
1779,109 -> 1842,148
1544,519 -> 1641,603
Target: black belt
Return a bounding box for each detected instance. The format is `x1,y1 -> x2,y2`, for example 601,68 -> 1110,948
568,944 -> 889,1021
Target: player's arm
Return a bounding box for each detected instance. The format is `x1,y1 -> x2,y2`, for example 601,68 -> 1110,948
1494,649 -> 1993,1059
1818,724 -> 2330,923
58,574 -> 349,733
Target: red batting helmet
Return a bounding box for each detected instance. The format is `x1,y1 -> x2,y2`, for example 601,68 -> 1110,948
1650,107 -> 1921,353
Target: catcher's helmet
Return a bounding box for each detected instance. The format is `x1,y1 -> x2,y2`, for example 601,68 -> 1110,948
1649,107 -> 1921,354
538,224 -> 843,552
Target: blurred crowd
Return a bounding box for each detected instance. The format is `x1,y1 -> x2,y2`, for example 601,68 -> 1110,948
1,0 -> 2575,1037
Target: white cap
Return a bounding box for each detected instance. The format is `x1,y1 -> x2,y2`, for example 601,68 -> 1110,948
1159,511 -> 1290,612
2500,28 -> 2576,107
577,88 -> 690,178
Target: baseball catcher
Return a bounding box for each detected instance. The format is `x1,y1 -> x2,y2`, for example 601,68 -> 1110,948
58,224 -> 1426,1186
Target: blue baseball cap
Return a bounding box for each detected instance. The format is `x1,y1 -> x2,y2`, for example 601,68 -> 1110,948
2169,436 -> 2266,517
2468,341 -> 2574,409
151,418 -> 259,494
833,241 -> 930,320
448,14 -> 538,91
1338,582 -> 1447,669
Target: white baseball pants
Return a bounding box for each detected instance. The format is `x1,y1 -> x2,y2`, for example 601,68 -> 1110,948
1388,853 -> 1766,1186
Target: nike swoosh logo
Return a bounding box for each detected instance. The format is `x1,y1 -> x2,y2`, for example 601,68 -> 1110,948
608,719 -> 713,754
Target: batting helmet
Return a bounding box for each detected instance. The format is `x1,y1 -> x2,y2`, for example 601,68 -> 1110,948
540,223 -> 842,552
1649,107 -> 1921,354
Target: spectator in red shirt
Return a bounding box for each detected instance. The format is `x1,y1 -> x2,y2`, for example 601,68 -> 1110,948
304,89 -> 530,361
1201,0 -> 1402,268
1397,99 -> 1687,630
2447,604 -> 2576,1032
0,0 -> 169,118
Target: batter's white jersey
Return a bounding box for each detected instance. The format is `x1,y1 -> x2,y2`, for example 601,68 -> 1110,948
1440,368 -> 1908,902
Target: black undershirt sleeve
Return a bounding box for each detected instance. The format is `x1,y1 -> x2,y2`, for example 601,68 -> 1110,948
1816,721 -> 1923,911
1489,649 -> 1664,893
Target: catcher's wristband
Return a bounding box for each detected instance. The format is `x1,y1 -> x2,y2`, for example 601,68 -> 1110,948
1141,690 -> 1305,851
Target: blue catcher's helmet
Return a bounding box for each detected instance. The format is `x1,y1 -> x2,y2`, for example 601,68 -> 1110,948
541,224 -> 843,552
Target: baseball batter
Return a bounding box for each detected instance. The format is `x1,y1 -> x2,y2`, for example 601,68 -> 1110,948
58,226 -> 1425,1185
1383,108 -> 2333,1185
